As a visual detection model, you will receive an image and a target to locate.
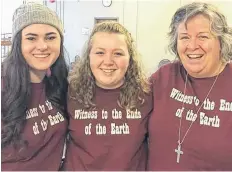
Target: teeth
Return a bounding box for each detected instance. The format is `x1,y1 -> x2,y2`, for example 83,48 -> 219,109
33,54 -> 49,58
102,69 -> 115,73
187,54 -> 203,59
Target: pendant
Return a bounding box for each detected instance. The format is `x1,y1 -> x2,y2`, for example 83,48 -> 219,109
175,143 -> 183,163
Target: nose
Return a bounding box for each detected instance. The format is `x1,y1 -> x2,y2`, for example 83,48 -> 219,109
187,38 -> 199,50
103,53 -> 114,65
36,39 -> 48,51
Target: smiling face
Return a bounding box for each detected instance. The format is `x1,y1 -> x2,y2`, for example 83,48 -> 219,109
21,24 -> 61,75
177,14 -> 222,78
89,32 -> 130,89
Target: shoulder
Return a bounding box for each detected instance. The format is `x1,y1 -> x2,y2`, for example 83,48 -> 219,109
222,62 -> 232,77
67,85 -> 79,104
150,60 -> 181,83
149,60 -> 184,99
228,62 -> 232,70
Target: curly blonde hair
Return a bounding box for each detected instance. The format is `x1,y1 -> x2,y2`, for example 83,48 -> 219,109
68,21 -> 150,110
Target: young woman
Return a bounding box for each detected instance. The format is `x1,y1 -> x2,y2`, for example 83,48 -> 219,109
1,2 -> 68,170
64,21 -> 153,170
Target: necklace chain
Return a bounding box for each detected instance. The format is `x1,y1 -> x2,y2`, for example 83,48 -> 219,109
178,72 -> 220,145
174,64 -> 225,163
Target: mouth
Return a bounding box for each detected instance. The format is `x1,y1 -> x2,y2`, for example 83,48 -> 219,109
187,54 -> 204,59
100,69 -> 116,74
33,54 -> 50,58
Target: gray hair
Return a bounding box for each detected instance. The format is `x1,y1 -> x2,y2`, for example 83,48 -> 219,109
168,2 -> 232,62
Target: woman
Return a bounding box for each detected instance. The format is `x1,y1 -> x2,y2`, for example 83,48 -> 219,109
1,2 -> 68,170
65,21 -> 153,170
148,2 -> 232,170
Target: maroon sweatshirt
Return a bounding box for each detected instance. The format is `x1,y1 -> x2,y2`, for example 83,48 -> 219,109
64,85 -> 153,170
2,82 -> 68,171
148,62 -> 232,171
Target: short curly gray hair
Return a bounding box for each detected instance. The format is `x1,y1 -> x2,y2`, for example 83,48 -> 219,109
168,2 -> 232,62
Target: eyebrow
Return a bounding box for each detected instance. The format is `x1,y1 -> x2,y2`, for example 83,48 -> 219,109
95,47 -> 105,50
198,32 -> 210,34
113,49 -> 124,52
95,47 -> 124,52
24,32 -> 57,36
179,32 -> 210,35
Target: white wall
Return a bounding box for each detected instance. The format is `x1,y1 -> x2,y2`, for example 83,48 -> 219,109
46,0 -> 182,74
47,0 -> 125,64
47,0 -> 182,74
1,0 -> 23,33
136,0 -> 181,74
1,0 -> 47,34
2,0 -> 232,74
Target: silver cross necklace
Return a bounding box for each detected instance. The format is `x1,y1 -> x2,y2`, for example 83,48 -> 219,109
175,70 -> 220,164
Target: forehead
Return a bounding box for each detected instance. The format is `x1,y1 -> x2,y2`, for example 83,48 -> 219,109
92,32 -> 127,46
178,14 -> 211,33
22,24 -> 59,34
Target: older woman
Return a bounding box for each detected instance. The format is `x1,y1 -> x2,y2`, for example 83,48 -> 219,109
65,21 -> 153,170
148,2 -> 232,171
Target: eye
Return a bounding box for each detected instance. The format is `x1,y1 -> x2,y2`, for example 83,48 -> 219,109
46,36 -> 56,40
26,37 -> 36,41
199,35 -> 209,40
180,36 -> 189,40
114,52 -> 123,56
96,52 -> 104,55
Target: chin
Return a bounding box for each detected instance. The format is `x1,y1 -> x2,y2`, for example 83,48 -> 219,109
184,63 -> 203,72
32,67 -> 50,73
35,64 -> 52,69
186,69 -> 205,78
